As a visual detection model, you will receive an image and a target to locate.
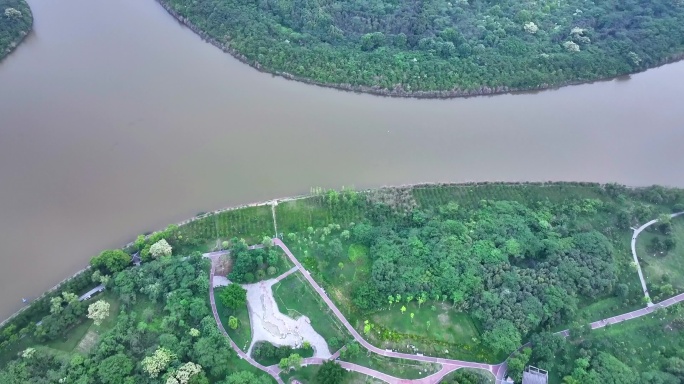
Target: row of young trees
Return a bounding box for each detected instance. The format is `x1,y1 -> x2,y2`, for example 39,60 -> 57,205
161,0 -> 684,94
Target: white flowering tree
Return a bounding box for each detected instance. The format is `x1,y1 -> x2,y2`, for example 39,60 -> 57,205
50,296 -> 64,314
165,362 -> 202,384
150,239 -> 172,258
523,22 -> 538,34
571,27 -> 591,44
563,41 -> 580,52
142,347 -> 175,378
4,8 -> 22,18
21,348 -> 36,359
87,300 -> 110,326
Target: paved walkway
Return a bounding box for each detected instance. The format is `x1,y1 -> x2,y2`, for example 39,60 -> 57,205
78,284 -> 104,301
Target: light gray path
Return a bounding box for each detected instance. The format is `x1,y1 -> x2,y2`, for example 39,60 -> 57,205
78,285 -> 104,301
271,201 -> 278,238
631,211 -> 684,304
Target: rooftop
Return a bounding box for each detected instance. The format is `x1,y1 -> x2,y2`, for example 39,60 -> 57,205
522,366 -> 548,384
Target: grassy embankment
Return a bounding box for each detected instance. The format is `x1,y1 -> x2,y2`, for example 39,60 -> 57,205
638,216 -> 684,295
215,286 -> 252,351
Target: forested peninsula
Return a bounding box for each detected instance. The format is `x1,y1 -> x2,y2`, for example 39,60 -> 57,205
157,0 -> 684,97
0,0 -> 32,61
2,182 -> 684,384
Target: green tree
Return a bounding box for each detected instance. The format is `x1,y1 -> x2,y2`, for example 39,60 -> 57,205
482,319 -> 521,355
91,249 -> 131,274
219,284 -> 247,310
278,353 -> 302,371
228,316 -> 239,330
97,354 -> 134,384
315,361 -> 346,384
507,347 -> 531,383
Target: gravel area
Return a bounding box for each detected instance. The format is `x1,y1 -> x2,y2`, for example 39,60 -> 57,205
213,275 -> 230,287
245,277 -> 331,359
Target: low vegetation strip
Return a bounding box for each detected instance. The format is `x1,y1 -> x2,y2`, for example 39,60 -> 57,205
0,0 -> 32,61
158,0 -> 684,96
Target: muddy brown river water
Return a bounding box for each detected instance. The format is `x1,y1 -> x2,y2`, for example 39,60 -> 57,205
0,0 -> 683,319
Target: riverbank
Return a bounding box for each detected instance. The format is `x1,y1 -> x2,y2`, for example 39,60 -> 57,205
0,0 -> 33,62
154,0 -> 684,99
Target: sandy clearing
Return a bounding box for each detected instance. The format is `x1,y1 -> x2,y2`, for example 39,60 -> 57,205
244,277 -> 331,359
213,275 -> 230,287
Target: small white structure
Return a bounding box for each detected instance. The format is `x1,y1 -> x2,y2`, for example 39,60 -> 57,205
523,366 -> 548,384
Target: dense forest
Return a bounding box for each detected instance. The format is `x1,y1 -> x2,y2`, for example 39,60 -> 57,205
0,233 -> 273,383
0,0 -> 32,61
159,0 -> 684,95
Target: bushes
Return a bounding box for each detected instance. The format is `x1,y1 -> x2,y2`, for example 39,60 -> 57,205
251,341 -> 313,366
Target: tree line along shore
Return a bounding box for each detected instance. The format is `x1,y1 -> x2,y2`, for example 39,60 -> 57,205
0,0 -> 32,62
159,0 -> 684,97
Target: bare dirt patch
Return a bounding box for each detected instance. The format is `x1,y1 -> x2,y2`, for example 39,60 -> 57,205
244,278 -> 331,359
76,330 -> 99,354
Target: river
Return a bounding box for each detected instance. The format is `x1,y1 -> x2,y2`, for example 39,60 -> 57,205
0,0 -> 682,319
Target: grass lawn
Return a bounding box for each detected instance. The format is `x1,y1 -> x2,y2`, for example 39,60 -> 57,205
367,301 -> 498,362
47,291 -> 121,353
639,216 -> 684,294
215,286 -> 252,351
272,272 -> 350,351
342,352 -> 440,379
280,364 -> 384,384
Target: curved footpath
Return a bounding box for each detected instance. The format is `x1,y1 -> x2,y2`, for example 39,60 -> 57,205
631,211 -> 684,304
207,211 -> 684,384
